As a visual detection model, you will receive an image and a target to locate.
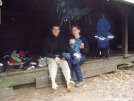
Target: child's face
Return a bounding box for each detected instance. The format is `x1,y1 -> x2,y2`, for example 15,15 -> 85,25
70,39 -> 75,44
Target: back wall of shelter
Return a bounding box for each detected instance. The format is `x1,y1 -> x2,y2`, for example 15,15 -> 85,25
0,0 -> 134,56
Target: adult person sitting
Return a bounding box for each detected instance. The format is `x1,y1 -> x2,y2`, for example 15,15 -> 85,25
67,25 -> 89,87
43,24 -> 75,91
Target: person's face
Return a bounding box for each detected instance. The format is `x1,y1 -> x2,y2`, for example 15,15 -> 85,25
70,39 -> 75,44
72,27 -> 80,36
51,26 -> 60,37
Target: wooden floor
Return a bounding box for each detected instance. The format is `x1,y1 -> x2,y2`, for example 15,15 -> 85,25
1,50 -> 134,74
1,50 -> 134,97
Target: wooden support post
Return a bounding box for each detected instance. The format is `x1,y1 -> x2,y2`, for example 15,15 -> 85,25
121,5 -> 129,54
0,8 -> 1,24
124,9 -> 128,54
115,2 -> 133,54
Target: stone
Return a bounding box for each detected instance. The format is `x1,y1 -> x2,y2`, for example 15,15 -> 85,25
0,87 -> 15,98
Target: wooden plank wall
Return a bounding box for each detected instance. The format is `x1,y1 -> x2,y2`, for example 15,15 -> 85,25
0,10 -> 52,56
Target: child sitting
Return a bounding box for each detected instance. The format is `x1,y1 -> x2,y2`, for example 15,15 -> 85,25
63,38 -> 82,64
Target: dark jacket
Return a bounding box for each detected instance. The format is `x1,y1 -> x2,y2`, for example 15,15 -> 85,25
67,35 -> 89,56
43,33 -> 66,59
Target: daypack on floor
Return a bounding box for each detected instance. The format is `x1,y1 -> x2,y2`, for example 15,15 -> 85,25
9,50 -> 30,62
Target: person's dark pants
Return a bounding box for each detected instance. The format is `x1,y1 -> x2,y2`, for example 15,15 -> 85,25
67,55 -> 86,82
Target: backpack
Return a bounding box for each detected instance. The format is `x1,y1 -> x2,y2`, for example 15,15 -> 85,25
9,50 -> 29,62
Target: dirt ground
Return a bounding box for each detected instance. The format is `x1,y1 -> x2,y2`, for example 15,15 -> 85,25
1,69 -> 134,101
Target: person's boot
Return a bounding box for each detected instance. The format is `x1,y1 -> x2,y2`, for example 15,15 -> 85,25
75,81 -> 84,87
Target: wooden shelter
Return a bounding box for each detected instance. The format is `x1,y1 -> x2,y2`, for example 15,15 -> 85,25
0,0 -> 134,97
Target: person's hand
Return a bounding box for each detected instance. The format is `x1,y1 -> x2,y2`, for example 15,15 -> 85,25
80,43 -> 84,49
73,53 -> 80,58
55,57 -> 61,64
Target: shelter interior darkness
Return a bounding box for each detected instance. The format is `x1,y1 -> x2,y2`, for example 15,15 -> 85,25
0,0 -> 134,56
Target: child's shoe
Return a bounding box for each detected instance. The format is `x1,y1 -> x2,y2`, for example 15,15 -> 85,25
62,52 -> 71,59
